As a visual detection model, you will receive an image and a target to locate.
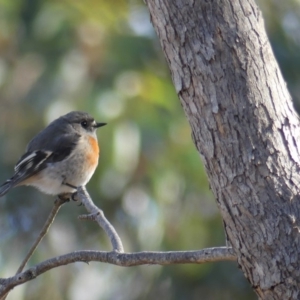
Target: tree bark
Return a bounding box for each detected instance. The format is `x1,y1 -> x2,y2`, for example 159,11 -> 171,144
145,0 -> 300,299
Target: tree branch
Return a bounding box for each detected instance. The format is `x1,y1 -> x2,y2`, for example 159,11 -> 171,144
0,197 -> 69,300
76,186 -> 124,252
0,197 -> 68,300
0,247 -> 235,296
16,197 -> 68,274
0,187 -> 235,298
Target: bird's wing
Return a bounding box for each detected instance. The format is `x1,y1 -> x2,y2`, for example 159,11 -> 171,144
13,133 -> 81,183
14,150 -> 52,173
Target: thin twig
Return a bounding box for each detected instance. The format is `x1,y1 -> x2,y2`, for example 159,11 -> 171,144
0,246 -> 236,296
76,186 -> 124,252
16,197 -> 68,273
0,197 -> 68,300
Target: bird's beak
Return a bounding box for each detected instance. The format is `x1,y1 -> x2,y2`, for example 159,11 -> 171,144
95,122 -> 107,128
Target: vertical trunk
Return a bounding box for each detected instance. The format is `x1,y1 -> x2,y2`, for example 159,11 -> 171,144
145,0 -> 300,298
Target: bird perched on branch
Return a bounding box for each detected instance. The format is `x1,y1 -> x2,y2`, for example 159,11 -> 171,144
0,111 -> 106,198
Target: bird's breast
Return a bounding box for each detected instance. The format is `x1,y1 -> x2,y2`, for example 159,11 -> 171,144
87,135 -> 99,168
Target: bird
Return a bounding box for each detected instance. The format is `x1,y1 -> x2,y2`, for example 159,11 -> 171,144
0,111 -> 106,199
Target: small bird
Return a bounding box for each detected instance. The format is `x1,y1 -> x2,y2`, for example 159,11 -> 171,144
0,111 -> 106,198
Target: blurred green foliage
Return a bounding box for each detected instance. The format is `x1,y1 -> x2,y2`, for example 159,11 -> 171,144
0,0 -> 296,299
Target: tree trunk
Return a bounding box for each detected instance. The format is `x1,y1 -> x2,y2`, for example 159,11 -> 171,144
145,0 -> 300,298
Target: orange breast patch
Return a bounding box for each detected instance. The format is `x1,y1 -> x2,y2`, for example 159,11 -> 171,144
87,136 -> 99,167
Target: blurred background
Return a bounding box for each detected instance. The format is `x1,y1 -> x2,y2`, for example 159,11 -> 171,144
0,0 -> 296,299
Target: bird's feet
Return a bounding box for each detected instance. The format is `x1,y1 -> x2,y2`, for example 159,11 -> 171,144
55,193 -> 71,205
70,192 -> 83,206
56,192 -> 82,206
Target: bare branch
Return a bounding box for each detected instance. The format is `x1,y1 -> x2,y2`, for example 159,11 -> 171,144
0,197 -> 69,300
76,186 -> 124,252
16,197 -> 68,274
0,247 -> 235,296
0,187 -> 234,298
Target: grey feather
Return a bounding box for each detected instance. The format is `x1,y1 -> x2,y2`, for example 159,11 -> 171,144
0,180 -> 13,197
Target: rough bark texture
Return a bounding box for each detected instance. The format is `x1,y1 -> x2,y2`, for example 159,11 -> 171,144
145,0 -> 300,299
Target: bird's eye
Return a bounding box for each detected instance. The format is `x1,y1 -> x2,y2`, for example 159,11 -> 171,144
81,121 -> 88,128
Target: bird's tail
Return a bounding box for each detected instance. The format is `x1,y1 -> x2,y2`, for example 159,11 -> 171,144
0,180 -> 14,197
